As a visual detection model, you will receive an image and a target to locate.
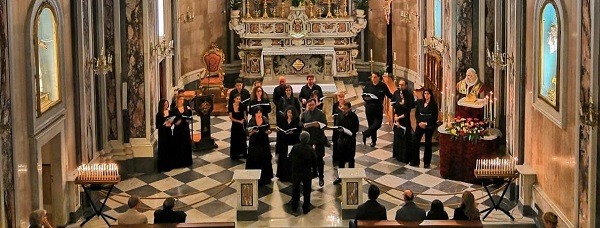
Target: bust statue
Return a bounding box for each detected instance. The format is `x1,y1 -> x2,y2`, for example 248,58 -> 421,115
456,68 -> 483,100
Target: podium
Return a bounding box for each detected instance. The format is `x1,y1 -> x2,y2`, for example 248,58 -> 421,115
233,169 -> 261,221
338,168 -> 366,219
190,94 -> 218,151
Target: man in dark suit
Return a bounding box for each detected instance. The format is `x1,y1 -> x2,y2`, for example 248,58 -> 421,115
272,76 -> 287,109
228,78 -> 251,107
289,131 -> 317,214
154,197 -> 187,223
361,72 -> 393,147
355,185 -> 387,220
299,75 -> 323,109
395,190 -> 426,221
333,102 -> 359,185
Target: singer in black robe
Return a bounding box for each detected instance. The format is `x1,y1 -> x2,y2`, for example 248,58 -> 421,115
275,106 -> 300,182
228,94 -> 247,160
412,89 -> 439,168
171,96 -> 193,169
392,81 -> 415,163
248,86 -> 272,116
156,99 -> 174,172
331,93 -> 346,165
246,107 -> 273,185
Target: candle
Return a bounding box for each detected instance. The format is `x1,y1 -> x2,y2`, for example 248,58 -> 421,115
494,98 -> 498,123
393,52 -> 397,62
441,92 -> 445,121
370,49 -> 373,61
484,96 -> 488,120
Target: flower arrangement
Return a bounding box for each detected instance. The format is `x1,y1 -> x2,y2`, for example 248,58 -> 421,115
445,116 -> 489,142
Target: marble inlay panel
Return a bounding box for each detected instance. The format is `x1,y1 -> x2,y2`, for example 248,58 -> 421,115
0,0 -> 14,226
455,0 -> 473,80
483,0 -> 494,87
126,0 -> 146,138
147,0 -> 156,131
578,0 -> 591,226
105,0 -> 118,140
82,0 -> 94,161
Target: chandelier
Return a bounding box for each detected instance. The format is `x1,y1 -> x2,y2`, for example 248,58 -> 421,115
398,0 -> 417,24
486,42 -> 513,69
90,47 -> 113,75
423,37 -> 447,53
151,39 -> 175,59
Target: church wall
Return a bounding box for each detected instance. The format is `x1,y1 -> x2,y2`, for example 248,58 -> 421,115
366,1 -> 386,68
179,0 -> 227,77
523,0 -> 579,225
7,0 -> 79,226
391,0 -> 419,74
0,0 -> 14,226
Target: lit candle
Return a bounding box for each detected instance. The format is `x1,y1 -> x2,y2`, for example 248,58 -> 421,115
393,52 -> 397,62
441,92 -> 445,121
494,98 -> 498,124
370,49 -> 373,61
484,96 -> 488,120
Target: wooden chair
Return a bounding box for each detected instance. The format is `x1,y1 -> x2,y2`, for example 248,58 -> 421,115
200,43 -> 225,95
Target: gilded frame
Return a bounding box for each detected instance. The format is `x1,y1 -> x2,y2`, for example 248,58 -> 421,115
33,2 -> 61,117
537,1 -> 561,110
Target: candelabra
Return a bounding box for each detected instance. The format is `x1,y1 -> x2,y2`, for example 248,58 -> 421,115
89,47 -> 113,75
262,0 -> 269,18
341,0 -> 348,17
486,42 -> 513,69
422,37 -> 447,53
316,6 -> 324,18
179,7 -> 195,23
308,1 -> 315,18
280,0 -> 286,17
396,0 -> 417,24
151,39 -> 174,58
326,0 -> 333,18
76,163 -> 120,183
246,0 -> 252,18
581,96 -> 599,127
475,158 -> 517,177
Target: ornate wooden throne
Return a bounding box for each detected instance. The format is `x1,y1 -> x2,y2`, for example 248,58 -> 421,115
200,43 -> 225,95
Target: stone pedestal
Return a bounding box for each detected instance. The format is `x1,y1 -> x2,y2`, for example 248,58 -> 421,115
338,168 -> 366,219
233,169 -> 261,221
517,165 -> 537,216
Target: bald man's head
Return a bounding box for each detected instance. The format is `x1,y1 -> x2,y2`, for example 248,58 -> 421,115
278,76 -> 286,85
404,190 -> 414,202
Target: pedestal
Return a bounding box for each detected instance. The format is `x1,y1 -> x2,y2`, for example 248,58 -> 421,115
233,169 -> 261,221
338,168 -> 366,219
517,165 -> 537,216
191,95 -> 218,152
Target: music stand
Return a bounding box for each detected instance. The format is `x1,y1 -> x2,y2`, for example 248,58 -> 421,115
190,94 -> 218,151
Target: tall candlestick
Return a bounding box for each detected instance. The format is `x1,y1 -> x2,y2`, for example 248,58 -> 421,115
393,52 -> 397,62
494,98 -> 498,123
370,49 -> 373,61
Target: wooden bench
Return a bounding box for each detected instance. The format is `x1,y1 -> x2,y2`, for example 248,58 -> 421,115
356,220 -> 483,228
111,222 -> 235,228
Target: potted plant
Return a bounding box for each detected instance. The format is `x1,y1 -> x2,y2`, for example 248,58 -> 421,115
353,0 -> 368,17
230,0 -> 242,16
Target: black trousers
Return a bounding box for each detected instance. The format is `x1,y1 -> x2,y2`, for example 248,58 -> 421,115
364,106 -> 383,143
291,176 -> 312,211
412,126 -> 435,165
338,140 -> 356,168
312,143 -> 325,179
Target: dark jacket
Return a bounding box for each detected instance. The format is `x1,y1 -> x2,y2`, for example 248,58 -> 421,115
299,109 -> 327,145
415,99 -> 439,129
229,88 -> 251,106
336,111 -> 360,143
392,89 -> 415,127
453,204 -> 480,220
289,142 -> 317,180
299,84 -> 323,103
153,209 -> 186,223
363,82 -> 393,108
356,200 -> 387,220
395,202 -> 426,221
426,209 -> 449,220
272,84 -> 286,107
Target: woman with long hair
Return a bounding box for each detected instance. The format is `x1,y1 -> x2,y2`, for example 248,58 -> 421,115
331,91 -> 346,166
411,88 -> 438,168
392,79 -> 414,163
156,99 -> 174,172
170,95 -> 193,169
278,85 -> 301,115
426,199 -> 449,220
246,107 -> 273,185
453,191 -> 480,220
275,106 -> 300,182
229,93 -> 248,160
248,86 -> 271,117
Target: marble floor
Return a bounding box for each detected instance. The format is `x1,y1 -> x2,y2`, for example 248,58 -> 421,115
72,106 -> 534,227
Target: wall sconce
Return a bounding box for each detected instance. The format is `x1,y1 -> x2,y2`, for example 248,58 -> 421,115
398,0 -> 418,24
0,123 -> 9,133
486,42 -> 513,69
151,39 -> 174,58
179,7 -> 195,23
423,37 -> 447,53
581,96 -> 599,127
89,47 -> 113,75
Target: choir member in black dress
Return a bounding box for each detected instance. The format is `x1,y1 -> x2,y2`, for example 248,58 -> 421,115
278,85 -> 301,115
331,91 -> 346,166
171,95 -> 193,169
299,99 -> 327,187
392,78 -> 415,163
248,86 -> 271,117
275,106 -> 300,182
411,88 -> 439,168
361,72 -> 393,147
228,78 -> 251,107
246,107 -> 273,185
272,76 -> 287,110
170,89 -> 186,110
299,75 -> 323,109
228,94 -> 248,160
156,99 -> 174,172
333,102 -> 359,185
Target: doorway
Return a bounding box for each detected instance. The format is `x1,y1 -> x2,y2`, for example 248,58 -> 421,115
41,134 -> 61,226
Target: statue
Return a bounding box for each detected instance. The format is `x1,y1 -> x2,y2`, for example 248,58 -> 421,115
456,68 -> 484,101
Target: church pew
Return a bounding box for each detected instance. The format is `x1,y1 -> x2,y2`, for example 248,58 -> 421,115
111,222 -> 235,228
356,220 -> 483,228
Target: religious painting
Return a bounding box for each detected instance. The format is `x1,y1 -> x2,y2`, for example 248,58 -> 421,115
34,5 -> 61,116
346,182 -> 359,205
433,0 -> 442,37
538,2 -> 560,110
241,183 -> 253,206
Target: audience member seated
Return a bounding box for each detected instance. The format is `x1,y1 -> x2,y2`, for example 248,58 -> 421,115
154,197 -> 187,224
453,192 -> 480,220
426,199 -> 449,220
29,209 -> 52,228
356,185 -> 387,220
117,195 -> 148,225
395,190 -> 426,221
543,211 -> 558,228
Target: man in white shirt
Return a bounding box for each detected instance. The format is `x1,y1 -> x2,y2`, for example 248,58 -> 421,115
117,195 -> 148,225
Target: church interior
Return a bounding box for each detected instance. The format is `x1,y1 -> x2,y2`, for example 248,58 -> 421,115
0,0 -> 598,227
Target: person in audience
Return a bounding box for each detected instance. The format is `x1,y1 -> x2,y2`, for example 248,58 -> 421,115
154,197 -> 186,223
543,211 -> 558,228
29,209 -> 52,228
331,91 -> 347,166
361,72 -> 393,148
411,88 -> 438,168
395,190 -> 426,221
171,95 -> 193,169
426,199 -> 449,220
246,107 -> 273,185
117,196 -> 148,225
453,191 -> 480,220
392,78 -> 415,163
355,185 -> 387,220
333,102 -> 359,185
248,86 -> 271,117
272,76 -> 287,110
275,106 -> 300,182
228,93 -> 247,160
156,99 -> 174,172
299,75 -> 323,109
289,131 -> 317,214
278,85 -> 301,115
228,78 -> 251,107
300,99 -> 327,187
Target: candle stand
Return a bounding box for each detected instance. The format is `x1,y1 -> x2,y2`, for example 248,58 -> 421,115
75,163 -> 121,226
474,158 -> 518,221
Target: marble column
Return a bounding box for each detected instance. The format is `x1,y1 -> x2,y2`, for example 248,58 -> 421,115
483,0 -> 494,87
105,0 -> 118,140
0,0 -> 15,226
125,0 -> 146,139
578,0 -> 592,226
455,0 -> 473,81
